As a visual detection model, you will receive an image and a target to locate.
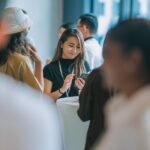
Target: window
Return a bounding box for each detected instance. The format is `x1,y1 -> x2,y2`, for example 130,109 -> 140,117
131,0 -> 150,18
92,0 -> 121,43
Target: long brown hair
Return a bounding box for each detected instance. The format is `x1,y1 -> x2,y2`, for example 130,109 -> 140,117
52,28 -> 86,77
0,31 -> 30,65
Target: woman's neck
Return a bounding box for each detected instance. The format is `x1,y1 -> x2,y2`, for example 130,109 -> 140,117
61,54 -> 72,60
61,55 -> 76,61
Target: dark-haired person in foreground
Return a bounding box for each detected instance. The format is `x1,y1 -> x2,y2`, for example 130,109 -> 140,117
94,19 -> 150,150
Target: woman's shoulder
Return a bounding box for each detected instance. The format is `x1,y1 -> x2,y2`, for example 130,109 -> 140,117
9,52 -> 30,62
44,61 -> 58,70
43,61 -> 59,81
8,53 -> 31,65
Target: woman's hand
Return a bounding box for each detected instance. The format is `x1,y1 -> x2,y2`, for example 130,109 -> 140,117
60,74 -> 75,93
75,78 -> 85,93
28,44 -> 41,63
27,44 -> 43,88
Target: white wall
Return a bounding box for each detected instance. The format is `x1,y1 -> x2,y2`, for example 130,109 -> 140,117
7,0 -> 63,64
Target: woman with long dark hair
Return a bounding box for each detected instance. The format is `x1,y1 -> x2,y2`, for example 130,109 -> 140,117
43,28 -> 90,100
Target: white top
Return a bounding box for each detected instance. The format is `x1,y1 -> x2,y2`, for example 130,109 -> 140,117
56,96 -> 89,150
0,75 -> 62,150
57,96 -> 79,106
84,38 -> 103,69
94,85 -> 150,150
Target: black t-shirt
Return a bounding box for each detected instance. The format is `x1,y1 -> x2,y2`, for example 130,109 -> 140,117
43,58 -> 90,98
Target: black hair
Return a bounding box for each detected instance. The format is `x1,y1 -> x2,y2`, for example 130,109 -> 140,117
105,18 -> 150,74
60,22 -> 75,30
79,13 -> 98,34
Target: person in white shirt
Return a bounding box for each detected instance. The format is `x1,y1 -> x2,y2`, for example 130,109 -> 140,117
94,19 -> 150,150
0,75 -> 63,150
77,13 -> 103,69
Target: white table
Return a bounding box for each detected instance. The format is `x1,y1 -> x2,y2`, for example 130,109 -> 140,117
57,97 -> 89,150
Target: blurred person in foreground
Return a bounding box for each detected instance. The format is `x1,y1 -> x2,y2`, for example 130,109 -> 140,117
0,74 -> 63,150
94,19 -> 150,150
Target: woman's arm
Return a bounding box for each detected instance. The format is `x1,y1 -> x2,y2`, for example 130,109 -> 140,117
44,79 -> 64,101
44,74 -> 75,101
28,44 -> 44,89
34,61 -> 43,88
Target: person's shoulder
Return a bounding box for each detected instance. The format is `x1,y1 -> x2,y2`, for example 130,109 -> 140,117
85,38 -> 101,51
10,52 -> 29,61
91,38 -> 102,47
91,67 -> 101,73
9,52 -> 31,64
43,61 -> 59,80
43,61 -> 58,71
85,37 -> 99,44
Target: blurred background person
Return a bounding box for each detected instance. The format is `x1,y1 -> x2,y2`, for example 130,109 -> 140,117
77,13 -> 103,69
78,68 -> 112,150
43,28 -> 90,101
94,19 -> 150,150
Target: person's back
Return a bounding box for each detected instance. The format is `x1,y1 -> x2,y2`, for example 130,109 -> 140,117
85,38 -> 103,69
0,52 -> 42,91
78,68 -> 111,150
0,52 -> 32,78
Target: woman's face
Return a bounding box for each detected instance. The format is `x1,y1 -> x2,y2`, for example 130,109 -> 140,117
102,40 -> 141,91
61,36 -> 81,59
